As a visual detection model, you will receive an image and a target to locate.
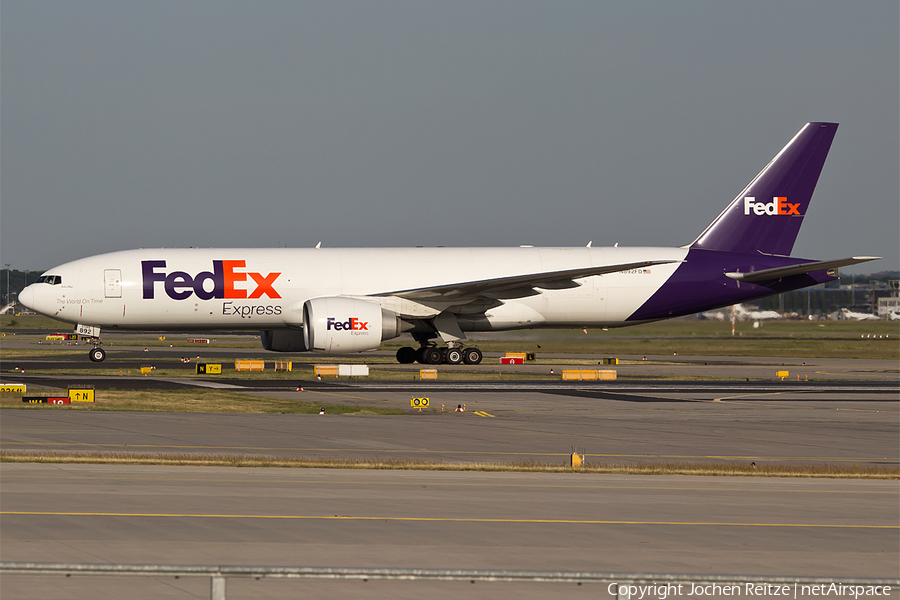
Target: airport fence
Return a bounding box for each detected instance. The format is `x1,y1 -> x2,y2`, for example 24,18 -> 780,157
1,562 -> 897,600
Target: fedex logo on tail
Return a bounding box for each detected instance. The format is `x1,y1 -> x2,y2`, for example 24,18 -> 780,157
743,197 -> 801,216
143,260 -> 281,300
327,317 -> 369,331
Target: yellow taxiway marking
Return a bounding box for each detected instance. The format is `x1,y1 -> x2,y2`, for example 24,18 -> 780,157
3,474 -> 896,495
473,411 -> 496,417
1,511 -> 896,529
4,441 -> 896,463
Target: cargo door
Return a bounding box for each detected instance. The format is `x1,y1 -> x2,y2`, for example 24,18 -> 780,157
104,269 -> 122,298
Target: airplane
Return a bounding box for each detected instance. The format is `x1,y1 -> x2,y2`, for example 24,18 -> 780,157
838,307 -> 881,321
18,122 -> 879,364
699,303 -> 783,321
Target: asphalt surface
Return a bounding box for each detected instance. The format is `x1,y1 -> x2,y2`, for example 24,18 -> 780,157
1,337 -> 898,599
1,465 -> 898,600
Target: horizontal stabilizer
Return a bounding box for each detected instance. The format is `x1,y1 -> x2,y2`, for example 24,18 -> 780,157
382,259 -> 682,302
725,256 -> 880,283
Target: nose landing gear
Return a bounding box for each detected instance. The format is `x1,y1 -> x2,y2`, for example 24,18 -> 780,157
89,346 -> 106,362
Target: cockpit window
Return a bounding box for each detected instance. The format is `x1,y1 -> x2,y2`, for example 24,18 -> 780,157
35,275 -> 62,285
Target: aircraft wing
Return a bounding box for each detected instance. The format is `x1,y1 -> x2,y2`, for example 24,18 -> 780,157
378,260 -> 682,302
725,256 -> 881,283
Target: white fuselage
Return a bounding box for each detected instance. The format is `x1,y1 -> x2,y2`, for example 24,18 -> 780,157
22,246 -> 687,332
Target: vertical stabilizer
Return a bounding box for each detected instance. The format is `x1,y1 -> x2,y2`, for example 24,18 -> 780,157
691,122 -> 838,256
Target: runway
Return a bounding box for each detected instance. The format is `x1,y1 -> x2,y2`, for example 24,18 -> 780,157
2,346 -> 898,598
1,464 -> 898,599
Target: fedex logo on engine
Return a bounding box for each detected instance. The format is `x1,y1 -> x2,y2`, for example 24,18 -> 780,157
743,196 -> 801,216
142,260 -> 281,300
326,317 -> 369,332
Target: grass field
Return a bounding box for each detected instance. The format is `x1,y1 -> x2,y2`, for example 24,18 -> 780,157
1,450 -> 895,479
1,314 -> 72,330
3,315 -> 898,359
0,388 -> 404,415
391,319 -> 899,359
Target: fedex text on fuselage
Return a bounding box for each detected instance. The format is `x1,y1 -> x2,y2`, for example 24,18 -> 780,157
142,260 -> 282,301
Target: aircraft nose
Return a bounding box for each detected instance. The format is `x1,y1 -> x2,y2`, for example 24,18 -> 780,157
18,285 -> 35,311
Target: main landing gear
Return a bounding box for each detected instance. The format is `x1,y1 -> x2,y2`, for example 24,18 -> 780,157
395,345 -> 483,365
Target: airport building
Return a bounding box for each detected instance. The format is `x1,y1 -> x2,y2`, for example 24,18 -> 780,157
876,280 -> 899,318
754,278 -> 898,319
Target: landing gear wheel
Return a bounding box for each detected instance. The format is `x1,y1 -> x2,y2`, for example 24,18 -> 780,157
416,347 -> 429,364
423,347 -> 444,365
89,347 -> 106,363
396,347 -> 417,364
462,347 -> 483,365
445,348 -> 463,364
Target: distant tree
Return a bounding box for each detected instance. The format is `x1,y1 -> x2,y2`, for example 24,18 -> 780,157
1,269 -> 47,305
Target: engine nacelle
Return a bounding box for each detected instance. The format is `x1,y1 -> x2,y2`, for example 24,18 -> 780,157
260,329 -> 309,353
303,297 -> 400,353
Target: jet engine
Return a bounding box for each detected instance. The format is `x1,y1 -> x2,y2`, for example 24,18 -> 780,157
303,297 -> 400,353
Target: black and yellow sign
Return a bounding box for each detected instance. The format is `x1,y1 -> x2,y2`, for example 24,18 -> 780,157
410,397 -> 430,408
0,384 -> 26,393
68,387 -> 95,403
196,363 -> 222,374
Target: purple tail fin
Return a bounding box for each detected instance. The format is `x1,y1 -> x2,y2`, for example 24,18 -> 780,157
690,122 -> 838,256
